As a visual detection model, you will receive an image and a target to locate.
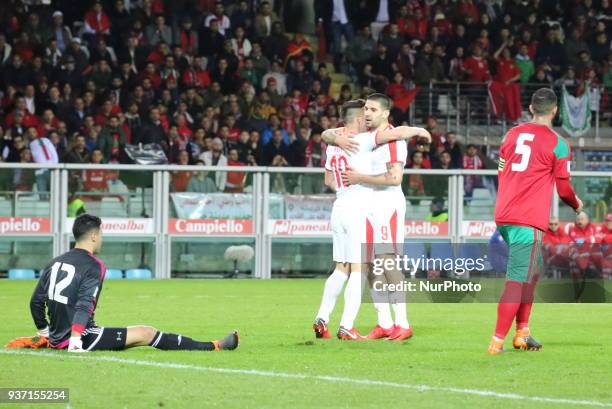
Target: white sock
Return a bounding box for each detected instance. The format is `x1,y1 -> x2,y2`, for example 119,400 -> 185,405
370,288 -> 393,329
316,269 -> 348,323
390,291 -> 409,328
339,271 -> 364,329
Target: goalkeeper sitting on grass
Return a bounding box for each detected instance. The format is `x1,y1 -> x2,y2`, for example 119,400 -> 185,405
5,214 -> 238,353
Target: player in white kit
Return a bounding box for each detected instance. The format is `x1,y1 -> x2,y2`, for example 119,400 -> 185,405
314,98 -> 431,340
341,94 -> 431,341
314,100 -> 377,340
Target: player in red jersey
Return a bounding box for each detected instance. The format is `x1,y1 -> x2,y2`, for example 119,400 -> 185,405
489,88 -> 583,355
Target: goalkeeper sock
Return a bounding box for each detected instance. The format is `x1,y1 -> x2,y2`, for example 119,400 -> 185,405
339,271 -> 364,329
494,280 -> 522,339
316,269 -> 348,323
149,332 -> 216,351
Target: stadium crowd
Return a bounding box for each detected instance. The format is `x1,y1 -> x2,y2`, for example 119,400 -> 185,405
0,0 -> 609,195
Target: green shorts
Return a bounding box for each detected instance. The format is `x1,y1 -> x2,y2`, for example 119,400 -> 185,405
497,224 -> 544,283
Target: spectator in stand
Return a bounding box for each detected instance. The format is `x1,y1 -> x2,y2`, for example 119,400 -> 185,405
135,107 -> 167,147
26,127 -> 58,195
14,148 -> 35,191
186,162 -> 218,193
204,1 -> 231,36
489,43 -> 522,123
263,22 -> 288,62
287,59 -> 314,94
171,150 -> 194,192
186,162 -> 217,193
263,129 -> 290,166
433,150 -> 454,170
406,151 -> 425,205
565,27 -> 590,67
463,144 -> 485,199
535,28 -> 568,79
199,18 -> 225,58
463,45 -> 491,114
3,135 -> 26,163
568,211 -> 603,278
413,138 -> 433,169
254,1 -> 281,39
591,32 -> 610,65
231,1 -> 254,33
145,15 -> 172,48
531,66 -> 553,84
543,217 -> 571,275
82,2 -> 111,45
99,115 -> 127,163
49,131 -> 66,160
363,43 -> 394,91
516,45 -> 535,84
261,60 -> 288,95
225,149 -> 247,193
262,114 -> 290,145
51,11 -> 72,53
427,197 -> 449,222
82,148 -> 117,195
199,137 -> 227,191
345,26 -> 376,76
63,134 -> 90,164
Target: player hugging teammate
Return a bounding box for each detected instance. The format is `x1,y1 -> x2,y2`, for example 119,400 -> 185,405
313,94 -> 431,341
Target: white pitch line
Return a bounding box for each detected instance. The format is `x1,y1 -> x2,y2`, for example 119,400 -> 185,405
1,349 -> 611,408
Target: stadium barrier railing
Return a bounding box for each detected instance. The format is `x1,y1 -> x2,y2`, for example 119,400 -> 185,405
0,163 -> 609,278
410,82 -> 609,143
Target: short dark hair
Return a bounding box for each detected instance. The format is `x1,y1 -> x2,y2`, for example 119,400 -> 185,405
73,214 -> 102,242
531,88 -> 557,115
366,93 -> 392,110
341,99 -> 365,121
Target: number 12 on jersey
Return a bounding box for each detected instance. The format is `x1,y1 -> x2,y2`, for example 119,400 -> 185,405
330,155 -> 348,188
48,262 -> 76,305
511,133 -> 535,172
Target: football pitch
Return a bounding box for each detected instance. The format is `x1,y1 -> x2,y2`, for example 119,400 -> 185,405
1,279 -> 611,409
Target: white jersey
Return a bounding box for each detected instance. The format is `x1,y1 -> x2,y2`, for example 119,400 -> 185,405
324,131 -> 379,199
371,139 -> 408,193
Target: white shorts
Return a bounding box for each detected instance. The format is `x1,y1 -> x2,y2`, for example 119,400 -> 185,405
331,195 -> 373,264
371,190 -> 406,254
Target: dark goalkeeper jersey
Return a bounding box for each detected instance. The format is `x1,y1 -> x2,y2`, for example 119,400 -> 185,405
30,248 -> 107,348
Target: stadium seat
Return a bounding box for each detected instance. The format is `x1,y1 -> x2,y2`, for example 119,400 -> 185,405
105,269 -> 123,279
101,197 -> 128,217
15,195 -> 50,217
8,269 -> 36,279
0,198 -> 12,216
125,268 -> 152,279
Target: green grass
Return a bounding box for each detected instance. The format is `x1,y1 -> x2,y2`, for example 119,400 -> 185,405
1,280 -> 611,409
